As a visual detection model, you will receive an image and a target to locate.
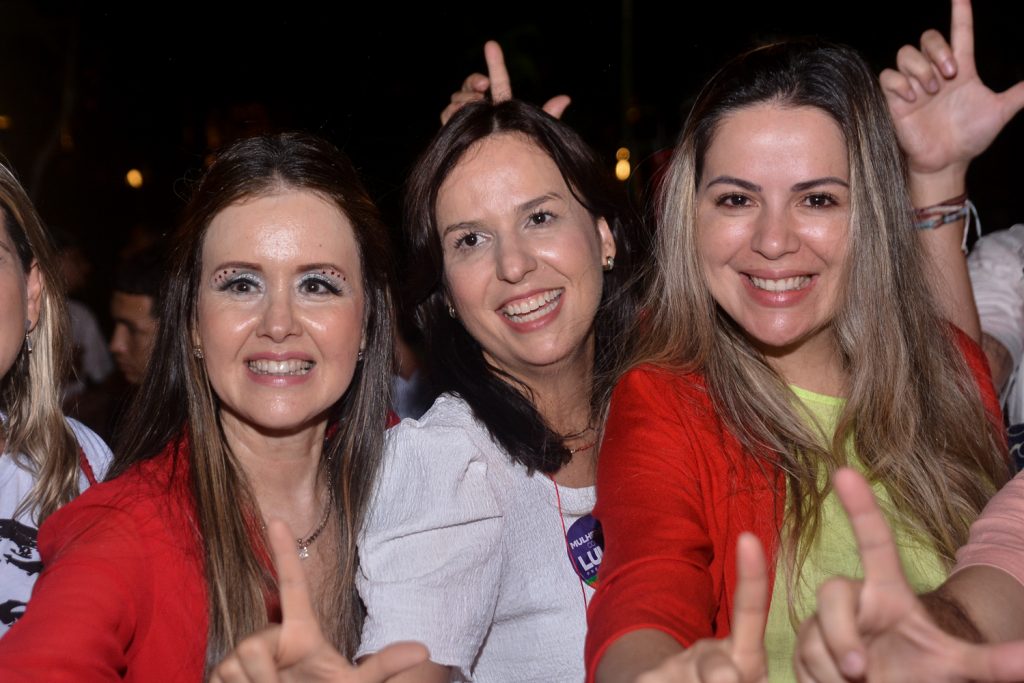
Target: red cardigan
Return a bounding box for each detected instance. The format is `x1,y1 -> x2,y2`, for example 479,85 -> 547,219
0,439 -> 208,681
584,330 -> 1003,679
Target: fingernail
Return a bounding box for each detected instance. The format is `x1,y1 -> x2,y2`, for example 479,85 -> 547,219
942,59 -> 956,77
927,78 -> 939,93
841,651 -> 865,676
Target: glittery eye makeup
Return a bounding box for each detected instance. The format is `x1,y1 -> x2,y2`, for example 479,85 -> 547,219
298,266 -> 348,296
212,267 -> 263,294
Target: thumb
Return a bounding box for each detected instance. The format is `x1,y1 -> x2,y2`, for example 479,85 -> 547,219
730,532 -> 769,677
354,642 -> 430,683
998,80 -> 1024,125
542,95 -> 571,120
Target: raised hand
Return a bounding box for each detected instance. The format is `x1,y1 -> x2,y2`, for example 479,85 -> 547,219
794,468 -> 1024,683
439,41 -> 571,125
211,520 -> 427,683
636,533 -> 769,683
881,0 -> 1024,178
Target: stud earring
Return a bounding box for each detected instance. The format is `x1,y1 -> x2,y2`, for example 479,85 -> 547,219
357,348 -> 365,361
603,255 -> 615,272
193,346 -> 204,359
448,304 -> 457,319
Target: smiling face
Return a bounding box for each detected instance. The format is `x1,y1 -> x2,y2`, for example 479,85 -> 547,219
435,133 -> 616,384
0,216 -> 41,384
696,104 -> 850,378
196,190 -> 365,436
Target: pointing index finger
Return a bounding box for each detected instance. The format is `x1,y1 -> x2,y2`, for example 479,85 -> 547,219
950,0 -> 975,63
833,469 -> 907,589
267,519 -> 319,634
730,532 -> 769,666
484,40 -> 513,103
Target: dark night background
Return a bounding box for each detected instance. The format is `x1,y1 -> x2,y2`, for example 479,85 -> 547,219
1,1 -> 1022,323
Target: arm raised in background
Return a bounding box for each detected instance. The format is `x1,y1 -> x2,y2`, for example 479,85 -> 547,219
440,41 -> 571,124
883,0 -> 1024,341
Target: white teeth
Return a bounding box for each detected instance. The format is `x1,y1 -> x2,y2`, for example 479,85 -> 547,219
748,275 -> 811,292
247,359 -> 314,376
501,290 -> 563,322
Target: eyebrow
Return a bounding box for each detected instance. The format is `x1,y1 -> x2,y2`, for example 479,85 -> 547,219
209,261 -> 348,275
440,192 -> 565,237
210,261 -> 261,273
705,175 -> 850,192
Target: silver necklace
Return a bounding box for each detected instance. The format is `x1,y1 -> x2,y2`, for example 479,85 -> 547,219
295,495 -> 333,560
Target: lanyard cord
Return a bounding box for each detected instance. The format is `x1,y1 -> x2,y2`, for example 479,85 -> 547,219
550,475 -> 590,610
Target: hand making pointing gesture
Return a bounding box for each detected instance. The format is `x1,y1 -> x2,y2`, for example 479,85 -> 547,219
794,469 -> 1024,683
440,41 -> 571,124
211,520 -> 428,683
636,533 -> 770,683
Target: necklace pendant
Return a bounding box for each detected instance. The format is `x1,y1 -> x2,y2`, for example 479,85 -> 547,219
298,544 -> 310,560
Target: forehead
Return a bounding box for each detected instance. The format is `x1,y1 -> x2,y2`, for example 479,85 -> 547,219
202,190 -> 362,272
111,291 -> 154,318
705,104 -> 848,175
437,133 -> 567,213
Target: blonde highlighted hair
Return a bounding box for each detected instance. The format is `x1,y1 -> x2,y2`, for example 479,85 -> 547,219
633,41 -> 1008,603
0,164 -> 79,524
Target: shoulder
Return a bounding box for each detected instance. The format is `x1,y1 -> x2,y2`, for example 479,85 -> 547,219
65,416 -> 114,481
610,364 -> 714,422
369,394 -> 504,531
385,393 -> 507,477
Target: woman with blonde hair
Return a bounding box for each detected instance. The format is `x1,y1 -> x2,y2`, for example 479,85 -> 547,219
0,163 -> 111,636
586,4 -> 1016,680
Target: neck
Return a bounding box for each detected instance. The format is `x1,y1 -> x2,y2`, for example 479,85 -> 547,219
760,332 -> 847,397
218,411 -> 328,523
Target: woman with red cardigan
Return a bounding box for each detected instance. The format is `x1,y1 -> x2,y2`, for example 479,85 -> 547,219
586,10 -> 1016,682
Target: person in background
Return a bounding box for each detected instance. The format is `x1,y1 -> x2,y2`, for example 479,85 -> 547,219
109,243 -> 165,386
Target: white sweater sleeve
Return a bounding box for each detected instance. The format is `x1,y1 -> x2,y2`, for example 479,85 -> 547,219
969,224 -> 1024,366
357,405 -> 504,676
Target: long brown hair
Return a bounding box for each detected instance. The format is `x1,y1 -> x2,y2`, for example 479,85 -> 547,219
0,163 -> 78,524
110,133 -> 395,670
633,41 -> 1008,598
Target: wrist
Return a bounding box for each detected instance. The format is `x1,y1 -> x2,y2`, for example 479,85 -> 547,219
920,590 -> 985,644
907,164 -> 968,207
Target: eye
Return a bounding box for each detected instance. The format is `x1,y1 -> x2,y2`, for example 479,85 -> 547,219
299,274 -> 342,296
453,231 -> 482,249
217,274 -> 262,294
803,193 -> 839,208
715,194 -> 751,208
527,210 -> 556,226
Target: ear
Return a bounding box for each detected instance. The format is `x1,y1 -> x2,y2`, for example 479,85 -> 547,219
596,217 -> 616,263
25,261 -> 43,332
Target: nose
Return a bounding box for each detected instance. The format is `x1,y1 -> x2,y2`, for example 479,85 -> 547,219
750,206 -> 800,260
109,323 -> 128,355
256,289 -> 301,342
494,234 -> 538,284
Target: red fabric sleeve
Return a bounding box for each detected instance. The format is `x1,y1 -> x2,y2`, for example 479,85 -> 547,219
0,502 -> 147,681
585,366 -> 779,680
951,325 -> 1008,454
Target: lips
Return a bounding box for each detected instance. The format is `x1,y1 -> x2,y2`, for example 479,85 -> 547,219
500,288 -> 563,323
246,358 -> 315,376
747,275 -> 812,292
